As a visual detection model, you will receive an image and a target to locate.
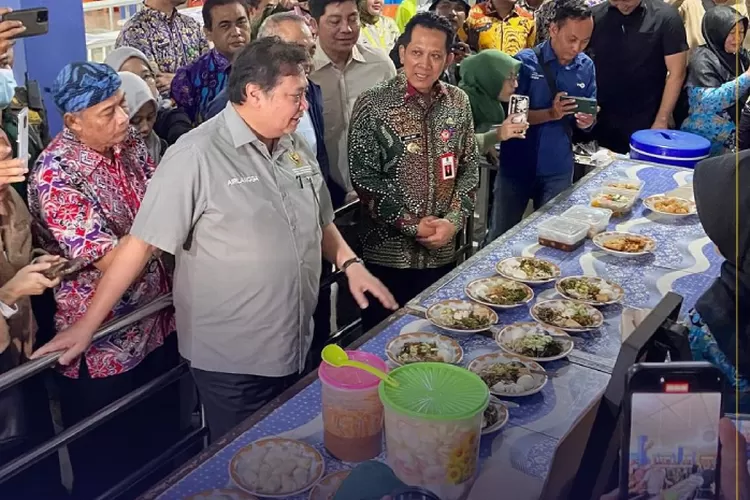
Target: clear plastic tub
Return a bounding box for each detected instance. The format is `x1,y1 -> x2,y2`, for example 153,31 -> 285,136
560,206 -> 613,238
602,178 -> 644,198
590,187 -> 638,216
537,216 -> 589,251
379,363 -> 489,500
319,350 -> 387,462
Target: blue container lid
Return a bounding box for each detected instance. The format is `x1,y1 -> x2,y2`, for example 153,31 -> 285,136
630,129 -> 711,160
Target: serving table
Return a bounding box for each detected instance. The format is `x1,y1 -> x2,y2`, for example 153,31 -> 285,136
141,159 -> 722,500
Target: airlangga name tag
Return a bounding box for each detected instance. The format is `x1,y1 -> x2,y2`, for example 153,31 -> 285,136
439,153 -> 456,180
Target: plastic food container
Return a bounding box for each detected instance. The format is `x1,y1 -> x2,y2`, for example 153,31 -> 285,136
537,216 -> 589,251
590,187 -> 638,216
560,206 -> 613,238
379,363 -> 489,500
319,350 -> 387,462
629,130 -> 710,169
602,177 -> 644,199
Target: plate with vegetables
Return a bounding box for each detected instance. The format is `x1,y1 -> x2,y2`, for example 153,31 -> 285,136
555,275 -> 624,306
426,299 -> 498,334
468,352 -> 547,397
481,401 -> 509,435
495,322 -> 574,362
465,276 -> 534,309
495,257 -> 561,284
530,299 -> 604,332
385,332 -> 463,366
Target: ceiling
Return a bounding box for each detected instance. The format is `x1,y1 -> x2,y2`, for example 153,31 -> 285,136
628,393 -> 722,454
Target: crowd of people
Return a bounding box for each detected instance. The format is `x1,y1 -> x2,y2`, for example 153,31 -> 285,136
0,0 -> 748,498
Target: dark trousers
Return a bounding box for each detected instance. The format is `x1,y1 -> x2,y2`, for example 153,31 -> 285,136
361,262 -> 455,332
190,367 -> 297,443
487,170 -> 573,242
55,333 -> 182,500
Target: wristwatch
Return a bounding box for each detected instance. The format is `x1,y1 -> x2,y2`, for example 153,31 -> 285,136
340,257 -> 364,272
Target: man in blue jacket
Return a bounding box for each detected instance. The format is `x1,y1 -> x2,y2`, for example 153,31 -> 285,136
205,12 -> 345,208
487,0 -> 597,241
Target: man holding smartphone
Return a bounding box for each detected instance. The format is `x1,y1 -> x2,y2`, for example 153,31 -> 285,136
486,0 -> 597,241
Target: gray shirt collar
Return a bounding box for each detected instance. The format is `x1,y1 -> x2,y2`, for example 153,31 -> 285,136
222,102 -> 294,153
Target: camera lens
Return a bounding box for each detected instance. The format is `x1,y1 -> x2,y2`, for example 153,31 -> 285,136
37,10 -> 48,23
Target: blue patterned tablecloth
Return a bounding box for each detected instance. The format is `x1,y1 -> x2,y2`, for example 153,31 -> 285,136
156,313 -> 609,500
151,159 -> 719,500
408,159 -> 722,373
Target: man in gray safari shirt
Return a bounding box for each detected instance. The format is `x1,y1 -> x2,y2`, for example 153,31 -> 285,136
32,38 -> 398,442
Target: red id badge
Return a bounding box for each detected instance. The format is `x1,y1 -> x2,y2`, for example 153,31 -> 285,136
440,153 -> 456,180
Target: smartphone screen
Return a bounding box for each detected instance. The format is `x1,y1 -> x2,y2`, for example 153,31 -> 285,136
508,94 -> 529,124
623,363 -> 723,500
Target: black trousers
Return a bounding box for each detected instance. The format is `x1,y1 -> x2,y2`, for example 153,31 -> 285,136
361,262 -> 455,332
55,333 -> 183,500
190,367 -> 297,443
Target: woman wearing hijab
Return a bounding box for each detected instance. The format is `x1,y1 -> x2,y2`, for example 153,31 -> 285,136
680,6 -> 750,156
358,0 -> 400,53
119,72 -> 166,163
104,47 -> 192,146
690,151 -> 750,410
458,50 -> 529,155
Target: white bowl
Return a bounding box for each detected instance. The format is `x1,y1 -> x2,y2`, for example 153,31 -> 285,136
426,299 -> 498,334
468,352 -> 547,397
495,256 -> 561,284
494,321 -> 574,362
465,276 -> 534,309
385,332 -> 464,366
555,275 -> 625,306
530,299 -> 604,332
592,231 -> 656,257
643,194 -> 697,218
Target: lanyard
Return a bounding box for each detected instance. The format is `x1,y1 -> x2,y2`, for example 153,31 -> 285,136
363,20 -> 387,50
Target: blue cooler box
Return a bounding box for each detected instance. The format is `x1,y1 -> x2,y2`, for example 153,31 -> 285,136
629,129 -> 711,169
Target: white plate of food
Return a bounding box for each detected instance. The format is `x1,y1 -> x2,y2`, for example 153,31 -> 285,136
186,490 -> 259,500
643,195 -> 697,217
308,470 -> 351,500
530,299 -> 604,332
426,299 -> 498,334
481,401 -> 510,435
495,256 -> 561,284
465,276 -> 534,309
495,322 -> 574,362
229,437 -> 325,497
592,231 -> 656,257
555,275 -> 624,306
469,352 -> 547,397
385,332 -> 463,366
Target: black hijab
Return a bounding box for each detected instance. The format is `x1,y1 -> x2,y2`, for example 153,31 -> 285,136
693,150 -> 750,382
687,6 -> 750,88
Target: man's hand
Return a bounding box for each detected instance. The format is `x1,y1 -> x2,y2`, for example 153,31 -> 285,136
651,116 -> 669,129
344,190 -> 359,204
0,9 -> 25,58
416,216 -> 438,238
0,261 -> 60,306
31,320 -> 97,365
156,73 -> 175,94
451,42 -> 471,63
345,262 -> 398,311
719,417 -> 750,500
0,157 -> 27,186
549,92 -> 578,121
575,112 -> 596,130
417,218 -> 456,249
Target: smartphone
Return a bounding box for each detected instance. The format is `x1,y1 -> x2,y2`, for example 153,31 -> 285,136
508,94 -> 529,124
16,107 -> 28,163
2,7 -> 48,39
620,362 -> 724,500
566,96 -> 598,115
41,258 -> 85,280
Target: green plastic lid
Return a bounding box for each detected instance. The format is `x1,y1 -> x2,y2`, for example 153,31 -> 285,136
378,363 -> 489,421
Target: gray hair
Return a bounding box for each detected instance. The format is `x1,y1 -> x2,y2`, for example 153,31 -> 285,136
257,12 -> 308,39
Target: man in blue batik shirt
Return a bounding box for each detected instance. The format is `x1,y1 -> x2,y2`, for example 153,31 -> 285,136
487,0 -> 597,241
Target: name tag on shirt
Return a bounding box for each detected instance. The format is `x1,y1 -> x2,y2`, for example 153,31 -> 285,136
439,153 -> 456,181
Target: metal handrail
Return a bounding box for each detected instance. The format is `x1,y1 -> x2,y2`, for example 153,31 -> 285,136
0,294 -> 173,394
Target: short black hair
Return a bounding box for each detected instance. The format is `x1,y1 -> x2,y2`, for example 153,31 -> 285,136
228,37 -> 308,103
309,0 -> 357,21
203,0 -> 250,30
400,11 -> 455,53
429,0 -> 470,17
551,0 -> 592,25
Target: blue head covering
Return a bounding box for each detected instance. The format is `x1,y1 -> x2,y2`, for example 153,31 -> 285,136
51,62 -> 122,114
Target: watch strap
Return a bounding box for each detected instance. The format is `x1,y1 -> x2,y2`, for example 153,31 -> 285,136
340,257 -> 364,272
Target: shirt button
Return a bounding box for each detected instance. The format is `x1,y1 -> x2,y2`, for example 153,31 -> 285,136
282,192 -> 287,199
290,224 -> 297,231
